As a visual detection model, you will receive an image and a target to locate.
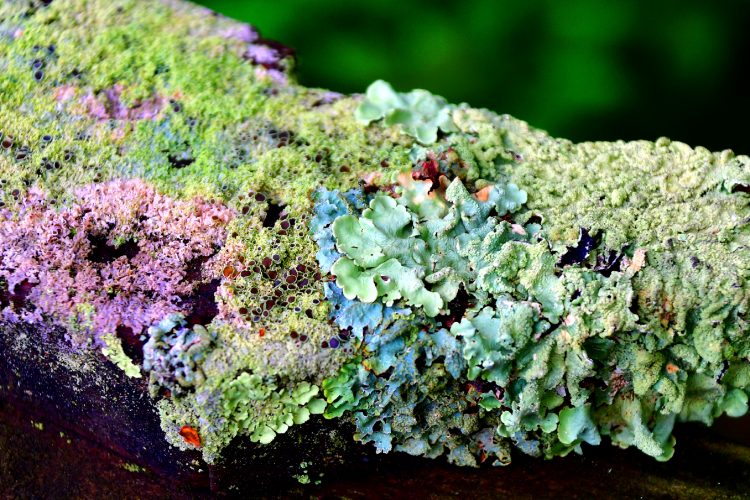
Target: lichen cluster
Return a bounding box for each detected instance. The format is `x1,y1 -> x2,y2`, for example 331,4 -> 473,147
143,313 -> 217,397
0,179 -> 232,347
1,0 -> 749,471
308,82 -> 750,466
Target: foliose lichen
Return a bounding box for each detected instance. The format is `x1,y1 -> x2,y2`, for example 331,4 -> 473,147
311,84 -> 750,465
143,313 -> 217,397
101,333 -> 142,379
355,80 -> 458,144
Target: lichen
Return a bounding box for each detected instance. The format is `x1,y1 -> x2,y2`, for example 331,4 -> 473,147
313,106 -> 750,465
156,370 -> 327,462
355,80 -> 458,144
142,314 -> 217,397
101,333 -> 142,379
0,179 -> 232,347
1,0 -> 749,471
121,462 -> 146,473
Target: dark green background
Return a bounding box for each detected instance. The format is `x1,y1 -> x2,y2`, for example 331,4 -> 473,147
195,0 -> 750,152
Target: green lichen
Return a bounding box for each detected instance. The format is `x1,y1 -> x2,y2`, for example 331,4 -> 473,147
101,333 -> 142,379
157,372 -> 326,462
330,177 -> 540,321
221,373 -> 326,444
121,462 -> 146,473
142,314 -> 216,397
317,112 -> 749,465
450,302 -> 537,385
355,80 -> 458,144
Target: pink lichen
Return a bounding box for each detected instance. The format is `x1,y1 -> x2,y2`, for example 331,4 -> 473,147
54,85 -> 77,103
82,85 -> 166,121
220,23 -> 259,44
245,44 -> 280,66
0,180 -> 234,347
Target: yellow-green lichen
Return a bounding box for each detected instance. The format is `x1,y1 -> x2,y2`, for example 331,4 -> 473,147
121,462 -> 146,473
101,333 -> 142,378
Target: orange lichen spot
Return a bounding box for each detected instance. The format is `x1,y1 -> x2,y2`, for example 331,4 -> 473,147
666,363 -> 680,374
474,185 -> 493,202
179,426 -> 201,447
223,265 -> 235,278
258,328 -> 266,337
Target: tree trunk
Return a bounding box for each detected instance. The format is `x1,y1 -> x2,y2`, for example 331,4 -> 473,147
2,0 -> 750,497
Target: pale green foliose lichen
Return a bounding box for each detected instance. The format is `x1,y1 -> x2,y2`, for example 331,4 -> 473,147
314,84 -> 750,466
142,314 -> 216,397
355,80 -> 458,144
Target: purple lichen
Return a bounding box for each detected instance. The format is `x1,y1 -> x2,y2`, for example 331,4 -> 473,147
0,179 -> 233,347
217,21 -> 294,85
220,23 -> 259,44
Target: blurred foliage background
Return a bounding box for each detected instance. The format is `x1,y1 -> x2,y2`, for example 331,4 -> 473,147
195,0 -> 749,152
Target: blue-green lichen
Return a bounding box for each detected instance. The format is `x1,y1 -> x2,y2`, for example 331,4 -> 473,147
143,314 -> 217,397
313,113 -> 750,465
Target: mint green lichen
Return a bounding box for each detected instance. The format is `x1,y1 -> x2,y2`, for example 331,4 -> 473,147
323,330 -> 505,467
157,371 -> 327,462
557,405 -> 601,449
355,80 -> 458,144
222,373 -> 326,444
143,314 -> 216,397
485,182 -> 528,216
319,115 -> 750,466
330,176 -> 543,322
332,257 -> 443,316
321,361 -> 369,419
450,302 -> 537,385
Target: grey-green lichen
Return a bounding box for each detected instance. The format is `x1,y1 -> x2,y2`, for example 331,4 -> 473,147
1,0 -> 749,470
142,314 -> 215,396
317,79 -> 750,465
